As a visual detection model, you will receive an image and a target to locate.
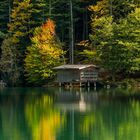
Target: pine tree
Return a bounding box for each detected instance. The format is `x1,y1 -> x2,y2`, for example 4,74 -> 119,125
89,0 -> 138,21
88,8 -> 140,81
0,0 -> 11,33
0,37 -> 20,85
31,0 -> 46,27
0,0 -> 12,50
8,0 -> 32,40
0,0 -> 33,85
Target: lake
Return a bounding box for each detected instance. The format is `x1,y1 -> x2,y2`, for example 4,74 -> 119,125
0,87 -> 140,140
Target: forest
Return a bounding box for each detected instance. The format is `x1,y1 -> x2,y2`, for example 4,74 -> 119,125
0,0 -> 140,86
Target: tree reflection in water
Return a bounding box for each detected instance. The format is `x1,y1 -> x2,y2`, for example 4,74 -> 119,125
0,88 -> 140,140
25,94 -> 65,140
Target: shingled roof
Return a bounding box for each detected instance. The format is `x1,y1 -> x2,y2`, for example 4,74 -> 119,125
53,64 -> 98,70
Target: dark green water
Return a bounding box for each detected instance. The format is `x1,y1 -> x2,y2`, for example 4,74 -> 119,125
0,87 -> 140,140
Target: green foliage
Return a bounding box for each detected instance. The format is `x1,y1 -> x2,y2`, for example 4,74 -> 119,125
31,0 -> 46,27
0,0 -> 11,33
0,0 -> 12,48
119,78 -> 139,88
8,0 -> 32,38
0,31 -> 6,39
0,0 -> 139,85
0,0 -> 33,85
25,19 -> 65,85
89,0 -> 138,21
87,8 -> 140,81
0,37 -> 20,85
113,8 -> 140,73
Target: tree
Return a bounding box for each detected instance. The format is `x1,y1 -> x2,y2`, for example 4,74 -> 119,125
89,0 -> 138,22
0,37 -> 20,85
88,8 -> 140,81
0,0 -> 11,33
31,0 -> 46,27
114,8 -> 140,74
0,0 -> 33,85
0,0 -> 12,52
24,19 -> 64,85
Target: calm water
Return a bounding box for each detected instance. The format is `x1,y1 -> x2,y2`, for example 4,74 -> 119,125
0,87 -> 140,140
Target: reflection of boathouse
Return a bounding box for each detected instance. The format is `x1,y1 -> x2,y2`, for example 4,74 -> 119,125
0,80 -> 6,88
53,65 -> 99,87
55,88 -> 98,112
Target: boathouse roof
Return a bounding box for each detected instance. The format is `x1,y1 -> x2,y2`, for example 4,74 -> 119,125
53,64 -> 98,70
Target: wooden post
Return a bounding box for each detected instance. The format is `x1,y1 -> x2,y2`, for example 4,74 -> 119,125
59,82 -> 62,87
107,84 -> 110,89
94,82 -> 96,90
69,0 -> 74,64
80,82 -> 82,87
94,82 -> 96,88
0,80 -> 6,88
88,87 -> 90,92
70,82 -> 72,87
87,81 -> 90,87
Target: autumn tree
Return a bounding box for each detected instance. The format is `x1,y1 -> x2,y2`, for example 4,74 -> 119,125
24,19 -> 64,85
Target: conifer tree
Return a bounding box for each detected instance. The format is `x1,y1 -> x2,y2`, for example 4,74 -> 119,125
0,0 -> 32,85
0,37 -> 19,85
88,8 -> 140,81
89,0 -> 138,21
0,0 -> 11,33
31,0 -> 46,27
0,0 -> 12,49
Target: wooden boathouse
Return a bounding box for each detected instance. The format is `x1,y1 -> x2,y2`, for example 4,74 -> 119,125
53,64 -> 99,87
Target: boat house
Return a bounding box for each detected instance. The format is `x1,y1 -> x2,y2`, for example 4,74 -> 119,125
53,64 -> 99,87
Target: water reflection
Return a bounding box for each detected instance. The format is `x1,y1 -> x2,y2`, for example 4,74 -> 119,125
0,94 -> 30,140
0,87 -> 139,140
25,94 -> 65,140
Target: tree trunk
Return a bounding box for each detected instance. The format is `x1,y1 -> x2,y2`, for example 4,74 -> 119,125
69,0 -> 74,64
8,0 -> 11,23
85,9 -> 88,40
110,0 -> 113,16
49,0 -> 52,17
82,12 -> 85,40
112,71 -> 116,82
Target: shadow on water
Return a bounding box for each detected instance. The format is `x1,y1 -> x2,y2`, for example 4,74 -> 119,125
0,87 -> 140,140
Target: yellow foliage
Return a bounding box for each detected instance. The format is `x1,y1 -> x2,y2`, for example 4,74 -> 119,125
36,114 -> 62,140
88,0 -> 109,18
77,40 -> 89,47
8,0 -> 31,33
25,95 -> 65,140
31,18 -> 64,58
25,18 -> 64,83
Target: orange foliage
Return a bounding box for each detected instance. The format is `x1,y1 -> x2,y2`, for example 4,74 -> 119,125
42,19 -> 56,36
37,19 -> 56,43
